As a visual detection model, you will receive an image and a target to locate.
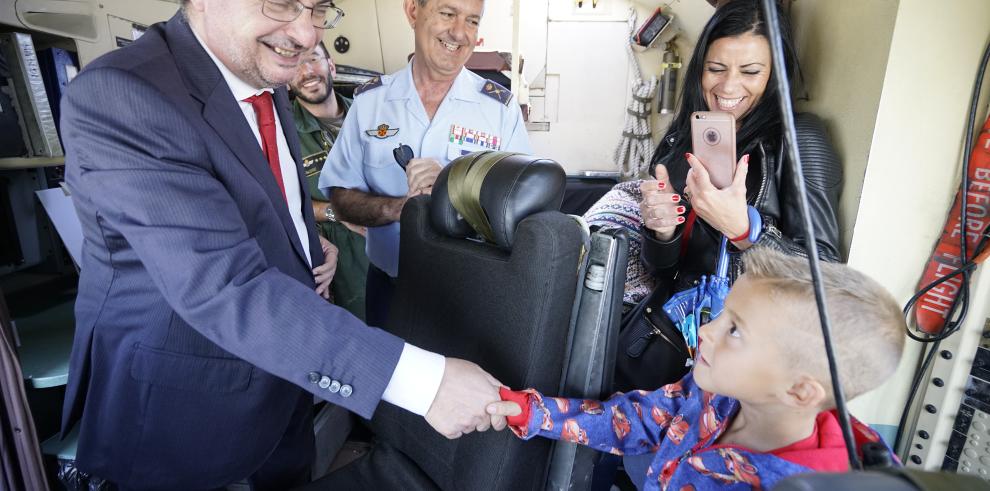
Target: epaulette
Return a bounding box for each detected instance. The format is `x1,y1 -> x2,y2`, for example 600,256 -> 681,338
480,80 -> 512,106
353,76 -> 383,97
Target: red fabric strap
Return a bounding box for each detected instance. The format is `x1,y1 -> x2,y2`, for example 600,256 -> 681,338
729,226 -> 750,243
243,92 -> 287,201
499,387 -> 531,428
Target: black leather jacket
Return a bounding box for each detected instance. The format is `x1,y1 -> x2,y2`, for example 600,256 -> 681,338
640,113 -> 842,294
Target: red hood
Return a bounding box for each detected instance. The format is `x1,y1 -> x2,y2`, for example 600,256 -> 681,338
772,410 -> 889,472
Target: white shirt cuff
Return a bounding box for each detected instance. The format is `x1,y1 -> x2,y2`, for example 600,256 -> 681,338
381,343 -> 446,416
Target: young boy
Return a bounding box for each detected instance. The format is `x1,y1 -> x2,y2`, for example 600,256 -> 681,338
489,248 -> 906,490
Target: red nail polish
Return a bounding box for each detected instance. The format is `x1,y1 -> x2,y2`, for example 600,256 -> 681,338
676,206 -> 685,214
658,181 -> 666,190
677,216 -> 686,224
685,152 -> 692,160
672,195 -> 681,203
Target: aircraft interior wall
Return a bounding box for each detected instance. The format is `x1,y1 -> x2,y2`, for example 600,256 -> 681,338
842,0 -> 990,469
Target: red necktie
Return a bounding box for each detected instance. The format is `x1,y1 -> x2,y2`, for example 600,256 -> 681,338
243,92 -> 287,200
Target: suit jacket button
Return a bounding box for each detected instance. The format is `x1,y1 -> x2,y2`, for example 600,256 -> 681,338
340,384 -> 353,398
318,376 -> 332,389
328,380 -> 341,393
308,372 -> 321,384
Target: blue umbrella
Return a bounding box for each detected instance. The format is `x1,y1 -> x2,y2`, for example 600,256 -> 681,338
662,237 -> 732,359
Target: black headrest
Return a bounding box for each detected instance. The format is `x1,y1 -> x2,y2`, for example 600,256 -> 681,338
430,152 -> 566,250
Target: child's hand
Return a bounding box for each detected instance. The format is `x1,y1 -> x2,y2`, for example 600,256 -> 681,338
486,400 -> 522,431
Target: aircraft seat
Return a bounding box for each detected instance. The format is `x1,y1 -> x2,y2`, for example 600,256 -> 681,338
303,153 -> 628,490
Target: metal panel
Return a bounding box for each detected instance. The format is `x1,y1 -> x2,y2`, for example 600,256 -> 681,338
902,265 -> 990,485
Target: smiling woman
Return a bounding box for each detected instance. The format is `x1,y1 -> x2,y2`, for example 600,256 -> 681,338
584,0 -> 843,394
701,32 -> 771,121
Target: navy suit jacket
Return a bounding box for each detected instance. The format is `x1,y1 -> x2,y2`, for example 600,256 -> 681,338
60,13 -> 404,489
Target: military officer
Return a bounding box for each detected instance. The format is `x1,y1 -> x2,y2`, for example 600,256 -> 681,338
319,0 -> 531,327
289,40 -> 369,321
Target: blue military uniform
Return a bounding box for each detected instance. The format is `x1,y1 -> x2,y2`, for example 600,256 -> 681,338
319,62 -> 532,279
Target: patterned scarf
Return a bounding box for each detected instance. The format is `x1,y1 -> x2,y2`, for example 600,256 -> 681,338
582,180 -> 656,304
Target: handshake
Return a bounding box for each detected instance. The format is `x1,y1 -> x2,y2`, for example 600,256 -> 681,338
423,358 -> 523,439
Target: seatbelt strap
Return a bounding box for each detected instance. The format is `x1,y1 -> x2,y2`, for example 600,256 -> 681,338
447,151 -> 518,244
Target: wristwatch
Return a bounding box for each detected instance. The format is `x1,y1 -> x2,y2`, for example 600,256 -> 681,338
324,204 -> 337,223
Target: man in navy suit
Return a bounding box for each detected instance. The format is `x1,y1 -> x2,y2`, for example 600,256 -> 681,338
59,0 -> 506,489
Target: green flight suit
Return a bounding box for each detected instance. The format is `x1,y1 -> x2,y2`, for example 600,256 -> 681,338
294,94 -> 369,321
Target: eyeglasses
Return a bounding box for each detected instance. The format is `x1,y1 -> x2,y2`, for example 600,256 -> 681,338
262,0 -> 345,30
302,53 -> 327,66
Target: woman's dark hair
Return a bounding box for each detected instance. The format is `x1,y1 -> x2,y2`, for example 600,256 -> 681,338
651,0 -> 798,192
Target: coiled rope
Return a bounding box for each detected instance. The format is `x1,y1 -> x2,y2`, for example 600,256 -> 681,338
614,8 -> 659,179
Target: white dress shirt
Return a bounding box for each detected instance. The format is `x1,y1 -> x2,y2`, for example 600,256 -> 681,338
193,33 -> 444,416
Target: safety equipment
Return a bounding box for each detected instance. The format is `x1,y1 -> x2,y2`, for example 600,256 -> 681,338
633,8 -> 673,48
614,8 -> 659,179
658,41 -> 681,115
893,28 -> 990,462
913,113 -> 990,334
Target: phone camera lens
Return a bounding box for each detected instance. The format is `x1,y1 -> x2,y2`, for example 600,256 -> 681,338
704,128 -> 720,145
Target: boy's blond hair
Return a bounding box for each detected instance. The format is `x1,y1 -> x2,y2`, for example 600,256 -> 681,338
742,248 -> 905,403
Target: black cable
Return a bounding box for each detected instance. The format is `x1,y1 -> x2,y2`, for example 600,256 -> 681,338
759,0 -> 861,471
895,260 -> 979,456
892,35 -> 990,456
893,342 -> 937,455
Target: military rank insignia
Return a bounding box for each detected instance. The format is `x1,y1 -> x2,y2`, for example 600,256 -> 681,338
449,124 -> 500,150
366,123 -> 399,139
480,80 -> 512,106
353,76 -> 382,97
303,151 -> 328,177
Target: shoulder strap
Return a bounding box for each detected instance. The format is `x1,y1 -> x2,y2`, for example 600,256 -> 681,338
480,80 -> 513,106
447,151 -> 517,243
353,76 -> 382,97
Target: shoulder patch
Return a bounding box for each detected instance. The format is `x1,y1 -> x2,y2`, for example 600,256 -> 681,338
480,80 -> 512,106
353,76 -> 383,97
